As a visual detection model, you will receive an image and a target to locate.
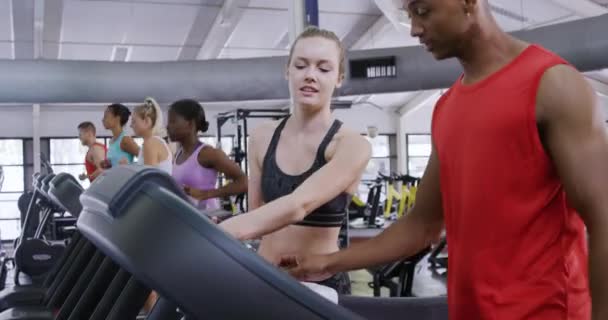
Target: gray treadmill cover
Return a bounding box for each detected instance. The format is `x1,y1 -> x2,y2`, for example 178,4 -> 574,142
78,165 -> 364,320
47,172 -> 84,217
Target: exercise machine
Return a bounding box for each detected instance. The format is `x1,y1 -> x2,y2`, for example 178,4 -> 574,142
349,178 -> 384,229
0,172 -> 86,313
16,174 -> 45,245
394,174 -> 420,219
366,247 -> 431,298
76,165 -> 448,320
12,174 -> 66,286
0,167 -> 6,290
216,108 -> 290,212
215,108 -> 355,250
16,154 -> 53,240
361,173 -> 427,297
216,108 -> 290,177
428,237 -> 448,275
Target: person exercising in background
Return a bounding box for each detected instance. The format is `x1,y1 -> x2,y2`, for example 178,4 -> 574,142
102,103 -> 138,168
167,99 -> 247,211
281,1 -> 608,319
131,98 -> 172,174
218,27 -> 371,295
77,121 -> 106,182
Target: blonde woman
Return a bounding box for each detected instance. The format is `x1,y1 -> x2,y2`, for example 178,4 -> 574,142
130,97 -> 172,174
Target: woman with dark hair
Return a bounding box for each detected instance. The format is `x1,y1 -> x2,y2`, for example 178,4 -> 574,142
167,99 -> 247,210
102,103 -> 139,168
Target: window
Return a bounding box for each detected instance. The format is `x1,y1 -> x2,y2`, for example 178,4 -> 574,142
201,136 -> 234,158
362,135 -> 393,180
49,138 -> 105,189
355,135 -> 396,201
50,138 -> 89,164
407,134 -> 431,178
0,139 -> 25,240
1,166 -> 24,193
0,193 -> 23,241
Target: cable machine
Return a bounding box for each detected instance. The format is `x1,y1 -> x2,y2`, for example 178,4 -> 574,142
216,108 -> 290,212
216,107 -> 354,249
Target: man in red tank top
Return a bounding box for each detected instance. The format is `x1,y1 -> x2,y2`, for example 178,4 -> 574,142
281,1 -> 608,319
77,122 -> 107,182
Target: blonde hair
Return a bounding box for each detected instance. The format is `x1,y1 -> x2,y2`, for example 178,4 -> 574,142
287,26 -> 346,76
134,97 -> 166,137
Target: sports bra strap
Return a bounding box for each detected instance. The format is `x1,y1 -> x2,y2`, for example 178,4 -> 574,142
315,120 -> 342,164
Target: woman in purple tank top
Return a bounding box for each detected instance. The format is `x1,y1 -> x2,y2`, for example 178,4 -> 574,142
167,99 -> 247,211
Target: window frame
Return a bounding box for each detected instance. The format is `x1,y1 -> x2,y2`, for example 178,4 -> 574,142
48,136 -> 107,166
0,138 -> 28,242
0,138 -> 27,193
406,133 -> 431,178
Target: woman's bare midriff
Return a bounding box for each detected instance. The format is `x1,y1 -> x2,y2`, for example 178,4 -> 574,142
257,224 -> 341,266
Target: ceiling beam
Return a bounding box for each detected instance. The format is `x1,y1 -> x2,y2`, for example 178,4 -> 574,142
397,90 -> 441,116
41,0 -> 63,60
373,0 -> 411,31
177,5 -> 222,60
346,5 -> 395,106
547,0 -> 608,17
12,0 -> 35,59
33,0 -> 43,59
195,0 -> 250,60
345,15 -> 388,50
288,0 -> 306,44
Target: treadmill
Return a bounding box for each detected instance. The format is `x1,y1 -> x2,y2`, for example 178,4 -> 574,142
0,173 -> 86,313
15,174 -> 48,248
77,165 -> 448,320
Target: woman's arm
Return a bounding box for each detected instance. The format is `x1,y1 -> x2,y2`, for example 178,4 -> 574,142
184,146 -> 248,200
142,139 -> 160,166
220,132 -> 371,241
120,135 -> 140,157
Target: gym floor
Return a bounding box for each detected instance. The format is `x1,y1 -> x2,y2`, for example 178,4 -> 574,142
349,256 -> 447,297
3,241 -> 446,297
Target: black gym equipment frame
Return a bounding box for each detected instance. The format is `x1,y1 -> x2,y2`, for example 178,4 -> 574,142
216,108 -> 290,211
216,108 -> 289,176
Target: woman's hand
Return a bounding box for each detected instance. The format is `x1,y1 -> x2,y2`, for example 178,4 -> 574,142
184,186 -> 213,200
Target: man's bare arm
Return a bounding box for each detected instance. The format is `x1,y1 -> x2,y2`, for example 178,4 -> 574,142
89,145 -> 106,180
323,148 -> 444,273
538,64 -> 608,320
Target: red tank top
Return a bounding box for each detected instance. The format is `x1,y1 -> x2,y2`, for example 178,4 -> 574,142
85,143 -> 107,181
432,45 -> 590,319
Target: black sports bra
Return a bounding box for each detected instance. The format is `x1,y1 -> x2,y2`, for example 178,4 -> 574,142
261,116 -> 351,228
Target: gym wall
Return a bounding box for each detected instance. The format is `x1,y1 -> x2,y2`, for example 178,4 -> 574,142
0,103 -> 398,138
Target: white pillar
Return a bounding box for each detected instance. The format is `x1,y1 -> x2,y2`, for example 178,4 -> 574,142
33,104 -> 41,173
288,0 -> 306,44
397,116 -> 407,174
287,0 -> 306,114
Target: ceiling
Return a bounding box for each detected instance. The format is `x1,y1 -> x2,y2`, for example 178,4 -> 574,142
2,0 -> 608,113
